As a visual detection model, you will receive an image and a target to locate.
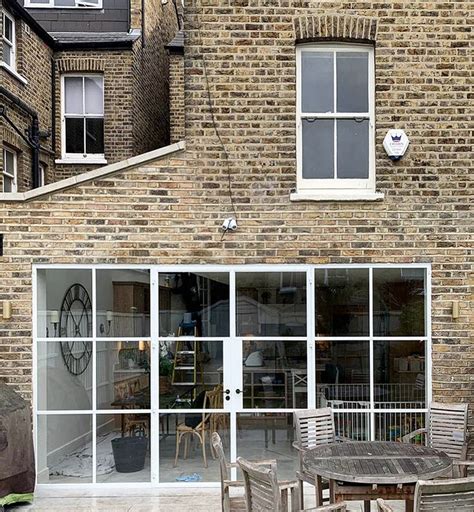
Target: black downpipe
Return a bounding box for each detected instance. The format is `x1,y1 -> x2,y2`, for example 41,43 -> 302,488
51,57 -> 56,155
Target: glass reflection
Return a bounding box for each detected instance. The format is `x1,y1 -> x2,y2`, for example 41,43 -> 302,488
315,268 -> 369,336
373,268 -> 425,336
96,269 -> 150,337
374,340 -> 425,408
236,272 -> 306,336
159,273 -> 229,337
159,340 -> 223,409
375,412 -> 425,443
242,341 -> 307,409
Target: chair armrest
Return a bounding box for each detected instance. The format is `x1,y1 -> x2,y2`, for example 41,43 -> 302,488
301,504 -> 347,512
292,441 -> 304,452
453,461 -> 474,467
401,427 -> 427,443
278,479 -> 299,490
336,435 -> 351,443
223,479 -> 244,487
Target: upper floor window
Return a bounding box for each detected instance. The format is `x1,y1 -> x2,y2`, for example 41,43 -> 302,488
24,0 -> 101,9
2,147 -> 17,193
296,45 -> 377,200
61,74 -> 105,162
2,10 -> 16,71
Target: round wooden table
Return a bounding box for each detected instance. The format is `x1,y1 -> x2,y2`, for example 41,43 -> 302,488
303,441 -> 452,512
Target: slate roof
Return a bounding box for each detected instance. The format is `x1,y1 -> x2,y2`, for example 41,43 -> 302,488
50,30 -> 141,49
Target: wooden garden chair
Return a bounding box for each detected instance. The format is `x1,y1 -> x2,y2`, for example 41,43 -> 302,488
402,402 -> 471,477
293,408 -> 341,508
377,476 -> 474,511
237,456 -> 346,512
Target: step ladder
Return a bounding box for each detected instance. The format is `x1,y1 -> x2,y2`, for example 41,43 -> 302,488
171,322 -> 203,403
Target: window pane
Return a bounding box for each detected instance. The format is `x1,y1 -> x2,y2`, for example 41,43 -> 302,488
373,268 -> 426,336
374,340 -> 426,409
236,272 -> 307,337
337,52 -> 369,113
315,268 -> 369,336
316,340 -> 370,407
96,269 -> 150,338
158,273 -> 229,337
242,341 -> 307,409
159,340 -> 223,409
301,51 -> 334,113
2,42 -> 12,66
85,118 -> 104,154
337,119 -> 369,179
65,118 -> 84,153
3,175 -> 12,192
65,77 -> 83,115
375,412 -> 425,442
302,119 -> 334,179
55,0 -> 76,6
85,77 -> 103,115
4,150 -> 15,174
3,16 -> 13,42
334,411 -> 370,441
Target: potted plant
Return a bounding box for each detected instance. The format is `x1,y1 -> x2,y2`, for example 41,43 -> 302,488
159,354 -> 173,394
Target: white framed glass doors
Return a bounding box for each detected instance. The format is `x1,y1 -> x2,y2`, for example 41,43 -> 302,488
33,263 -> 431,487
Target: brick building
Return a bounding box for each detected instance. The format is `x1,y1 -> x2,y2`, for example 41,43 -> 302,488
1,0 -> 178,191
0,0 -> 472,491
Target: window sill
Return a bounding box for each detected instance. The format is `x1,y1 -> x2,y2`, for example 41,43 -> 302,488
290,190 -> 385,202
24,4 -> 102,8
55,158 -> 107,165
1,63 -> 28,85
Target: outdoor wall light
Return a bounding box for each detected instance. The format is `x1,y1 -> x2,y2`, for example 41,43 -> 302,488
99,311 -> 113,335
2,301 -> 12,320
452,301 -> 460,320
50,310 -> 59,336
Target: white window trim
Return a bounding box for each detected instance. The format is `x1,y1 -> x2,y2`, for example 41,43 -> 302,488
296,44 -> 379,200
1,9 -> 16,72
2,147 -> 18,193
61,73 -> 105,163
24,0 -> 102,9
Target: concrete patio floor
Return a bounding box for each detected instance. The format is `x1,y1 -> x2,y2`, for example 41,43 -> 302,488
7,488 -> 407,511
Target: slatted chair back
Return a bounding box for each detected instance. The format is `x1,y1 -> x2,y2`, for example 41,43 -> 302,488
427,402 -> 468,461
212,432 -> 230,483
294,408 -> 336,450
237,457 -> 282,512
414,477 -> 474,511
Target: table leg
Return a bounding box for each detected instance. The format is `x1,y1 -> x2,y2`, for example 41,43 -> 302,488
329,479 -> 335,504
406,499 -> 414,512
364,501 -> 370,512
315,475 -> 323,506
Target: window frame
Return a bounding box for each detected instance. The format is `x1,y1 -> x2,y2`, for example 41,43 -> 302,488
24,0 -> 102,9
60,73 -> 105,163
2,147 -> 18,193
296,44 -> 376,194
1,9 -> 16,71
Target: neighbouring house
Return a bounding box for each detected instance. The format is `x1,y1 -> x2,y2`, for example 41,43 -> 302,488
0,0 -> 472,491
1,0 -> 178,192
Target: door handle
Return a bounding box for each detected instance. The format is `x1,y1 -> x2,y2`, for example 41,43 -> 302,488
224,389 -> 231,395
235,389 -> 242,394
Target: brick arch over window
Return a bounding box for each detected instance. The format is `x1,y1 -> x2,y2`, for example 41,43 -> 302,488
294,14 -> 378,43
55,58 -> 106,73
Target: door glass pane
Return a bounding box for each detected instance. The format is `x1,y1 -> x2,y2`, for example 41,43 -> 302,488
38,342 -> 92,410
337,119 -> 369,179
242,341 -> 307,409
315,268 -> 369,336
301,51 -> 334,113
64,77 -> 83,115
336,52 -> 369,113
96,269 -> 150,337
302,119 -> 334,179
159,340 -> 223,409
333,410 -> 370,441
316,340 -> 370,407
159,412 -> 230,482
373,268 -> 426,336
375,412 -> 425,442
86,118 -> 104,154
96,413 -> 150,483
236,272 -> 306,337
159,273 -> 229,337
237,413 -> 296,480
37,415 -> 93,483
85,77 -> 103,115
97,341 -> 150,410
374,340 -> 426,409
65,118 -> 84,154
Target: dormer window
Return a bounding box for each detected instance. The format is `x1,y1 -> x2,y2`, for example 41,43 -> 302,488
1,10 -> 16,71
295,44 -> 381,201
24,0 -> 102,8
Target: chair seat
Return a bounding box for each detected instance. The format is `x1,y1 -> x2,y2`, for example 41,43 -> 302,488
228,495 -> 246,511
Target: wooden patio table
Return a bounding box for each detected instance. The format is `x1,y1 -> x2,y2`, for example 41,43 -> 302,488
302,441 -> 452,512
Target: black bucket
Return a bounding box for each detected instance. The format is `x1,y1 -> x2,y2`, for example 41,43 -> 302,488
111,437 -> 148,473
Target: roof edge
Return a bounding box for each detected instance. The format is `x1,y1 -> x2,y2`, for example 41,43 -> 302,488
0,141 -> 186,203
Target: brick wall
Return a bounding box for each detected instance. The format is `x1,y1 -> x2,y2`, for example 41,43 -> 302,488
169,52 -> 185,143
1,2 -> 54,192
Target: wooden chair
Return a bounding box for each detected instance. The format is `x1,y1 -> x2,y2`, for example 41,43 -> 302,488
237,456 -> 346,512
402,402 -> 470,476
377,477 -> 474,511
293,408 -> 337,508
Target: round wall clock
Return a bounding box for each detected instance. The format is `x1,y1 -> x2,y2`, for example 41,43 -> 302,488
59,283 -> 93,376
